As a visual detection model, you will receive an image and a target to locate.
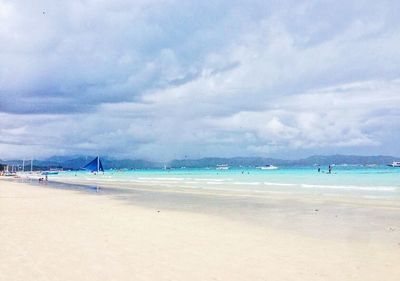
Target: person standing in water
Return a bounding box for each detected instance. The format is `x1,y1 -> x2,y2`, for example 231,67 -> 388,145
328,165 -> 332,174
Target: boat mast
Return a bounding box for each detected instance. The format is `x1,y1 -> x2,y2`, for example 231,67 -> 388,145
97,156 -> 99,173
22,159 -> 25,172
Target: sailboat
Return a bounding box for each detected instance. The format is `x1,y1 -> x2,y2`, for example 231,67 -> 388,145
83,156 -> 104,173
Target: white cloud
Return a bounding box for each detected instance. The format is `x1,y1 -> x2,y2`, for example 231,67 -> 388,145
1,0 -> 400,159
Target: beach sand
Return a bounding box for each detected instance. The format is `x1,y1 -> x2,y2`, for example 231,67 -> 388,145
1,179 -> 399,281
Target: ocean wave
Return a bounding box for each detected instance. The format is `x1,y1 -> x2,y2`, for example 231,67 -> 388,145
194,178 -> 232,182
137,177 -> 184,181
129,180 -> 162,184
263,182 -> 297,187
232,182 -> 261,185
300,184 -> 398,192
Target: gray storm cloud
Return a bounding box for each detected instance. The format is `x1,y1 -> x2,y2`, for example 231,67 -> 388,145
0,0 -> 400,160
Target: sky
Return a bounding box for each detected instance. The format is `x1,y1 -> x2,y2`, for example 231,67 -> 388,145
0,0 -> 400,160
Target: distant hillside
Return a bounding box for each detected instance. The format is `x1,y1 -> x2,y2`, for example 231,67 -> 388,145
0,156 -> 162,170
294,155 -> 397,166
0,155 -> 398,170
170,155 -> 398,167
170,157 -> 290,167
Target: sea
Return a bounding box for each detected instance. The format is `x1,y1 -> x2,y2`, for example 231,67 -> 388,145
51,165 -> 400,200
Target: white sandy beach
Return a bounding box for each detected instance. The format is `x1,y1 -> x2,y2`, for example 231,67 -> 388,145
1,179 -> 399,281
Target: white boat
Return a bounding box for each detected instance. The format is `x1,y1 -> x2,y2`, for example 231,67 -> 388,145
257,165 -> 278,170
387,161 -> 400,167
216,164 -> 229,170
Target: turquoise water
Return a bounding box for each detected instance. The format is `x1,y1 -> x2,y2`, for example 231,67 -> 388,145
53,166 -> 400,199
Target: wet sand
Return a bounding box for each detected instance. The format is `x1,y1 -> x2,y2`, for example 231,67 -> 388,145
1,178 -> 399,281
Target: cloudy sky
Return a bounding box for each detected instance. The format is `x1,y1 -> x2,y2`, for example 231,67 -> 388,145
1,0 -> 400,160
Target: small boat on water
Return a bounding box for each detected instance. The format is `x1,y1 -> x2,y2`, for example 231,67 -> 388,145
216,164 -> 229,170
387,161 -> 400,167
257,165 -> 278,170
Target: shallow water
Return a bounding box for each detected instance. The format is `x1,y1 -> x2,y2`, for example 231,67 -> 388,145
51,166 -> 400,200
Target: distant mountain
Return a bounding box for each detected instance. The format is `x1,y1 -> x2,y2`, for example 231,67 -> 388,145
170,157 -> 290,168
294,155 -> 397,166
102,158 -> 162,169
0,155 -> 398,170
170,155 -> 398,167
0,156 -> 161,170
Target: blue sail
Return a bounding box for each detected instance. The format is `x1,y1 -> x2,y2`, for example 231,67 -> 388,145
83,156 -> 104,172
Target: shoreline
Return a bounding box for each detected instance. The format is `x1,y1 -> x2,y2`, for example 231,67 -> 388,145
4,177 -> 400,243
49,176 -> 400,210
1,178 -> 400,280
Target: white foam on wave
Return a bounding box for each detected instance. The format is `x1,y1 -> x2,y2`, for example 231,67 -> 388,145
300,184 -> 398,192
206,182 -> 226,185
232,181 -> 261,185
263,182 -> 296,187
161,177 -> 185,181
194,178 -> 232,182
129,180 -> 162,184
137,177 -> 184,181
